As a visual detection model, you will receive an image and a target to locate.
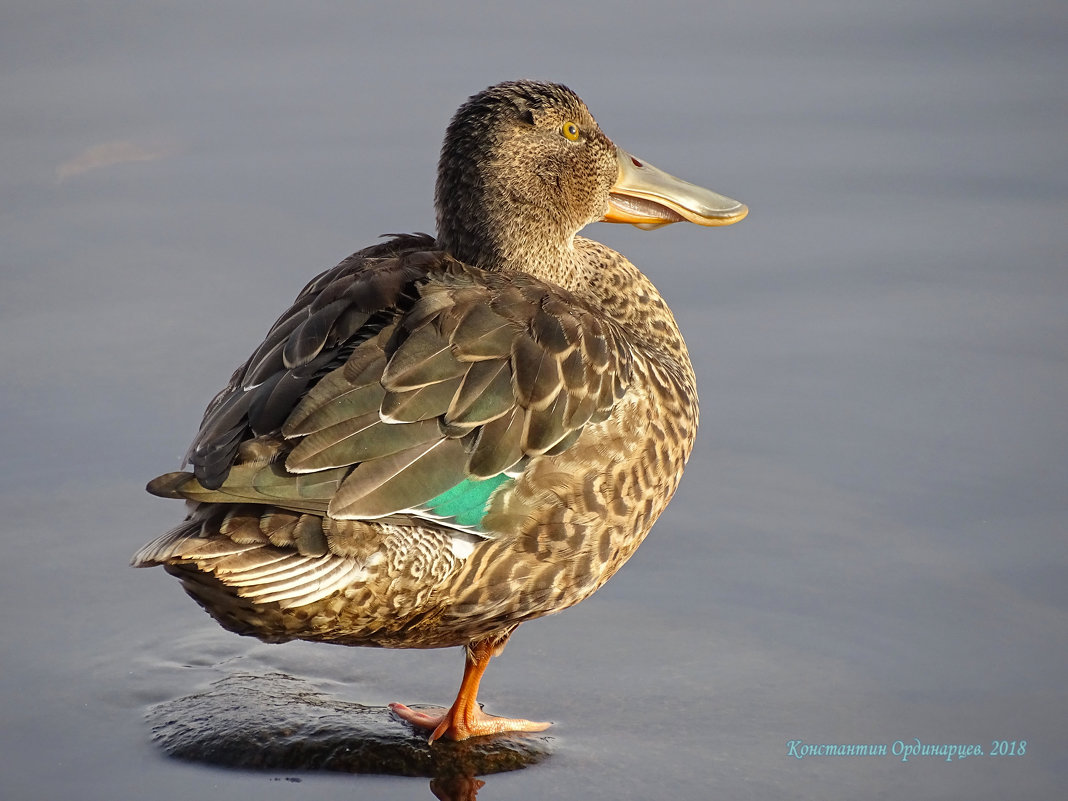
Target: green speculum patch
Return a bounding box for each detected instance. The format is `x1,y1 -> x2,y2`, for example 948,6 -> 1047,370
424,473 -> 511,528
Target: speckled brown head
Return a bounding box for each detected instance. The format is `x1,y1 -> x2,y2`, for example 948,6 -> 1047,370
435,81 -> 616,277
435,80 -> 747,288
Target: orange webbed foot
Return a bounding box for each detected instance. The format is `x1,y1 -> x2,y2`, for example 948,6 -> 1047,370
389,702 -> 550,743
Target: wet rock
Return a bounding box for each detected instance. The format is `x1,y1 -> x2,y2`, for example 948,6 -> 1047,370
147,672 -> 553,778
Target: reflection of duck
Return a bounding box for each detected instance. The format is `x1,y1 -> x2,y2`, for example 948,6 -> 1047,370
431,775 -> 484,801
133,80 -> 746,741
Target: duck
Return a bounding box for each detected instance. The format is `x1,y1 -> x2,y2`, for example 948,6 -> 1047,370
132,80 -> 747,742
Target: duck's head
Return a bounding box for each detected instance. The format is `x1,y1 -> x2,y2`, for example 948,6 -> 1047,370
435,80 -> 746,284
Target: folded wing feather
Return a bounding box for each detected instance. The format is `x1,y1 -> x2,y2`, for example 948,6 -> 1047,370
154,238 -> 631,541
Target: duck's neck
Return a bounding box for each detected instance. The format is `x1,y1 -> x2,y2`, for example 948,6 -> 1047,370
435,133 -> 600,291
437,199 -> 591,292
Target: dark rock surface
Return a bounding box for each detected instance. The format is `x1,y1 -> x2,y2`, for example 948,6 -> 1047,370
148,672 -> 554,779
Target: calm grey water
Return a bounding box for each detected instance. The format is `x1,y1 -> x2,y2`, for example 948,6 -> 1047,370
3,1 -> 1066,799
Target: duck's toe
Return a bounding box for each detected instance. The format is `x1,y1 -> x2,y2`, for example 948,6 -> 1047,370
389,702 -> 550,743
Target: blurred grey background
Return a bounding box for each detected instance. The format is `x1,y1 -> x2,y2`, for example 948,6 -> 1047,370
2,1 -> 1065,799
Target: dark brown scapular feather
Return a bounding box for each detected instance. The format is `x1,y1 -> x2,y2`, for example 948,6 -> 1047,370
523,390 -> 569,454
467,407 -> 526,477
192,391 -> 256,454
241,308 -> 308,384
398,286 -> 459,332
447,303 -> 516,360
563,387 -> 598,428
286,413 -> 441,472
381,321 -> 467,391
283,355 -> 387,436
247,350 -> 336,436
307,271 -> 357,310
193,427 -> 249,489
445,358 -> 514,427
381,376 -> 464,423
285,381 -> 384,438
542,426 -> 582,456
531,304 -> 573,353
285,410 -> 383,471
242,336 -> 290,387
559,348 -> 588,391
329,306 -> 373,345
590,374 -> 618,424
511,333 -> 562,409
281,299 -> 349,368
242,372 -> 285,433
583,318 -> 611,372
541,297 -> 584,345
329,438 -> 469,519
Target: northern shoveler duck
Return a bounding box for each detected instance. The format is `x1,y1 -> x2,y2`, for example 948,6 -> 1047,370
133,80 -> 747,742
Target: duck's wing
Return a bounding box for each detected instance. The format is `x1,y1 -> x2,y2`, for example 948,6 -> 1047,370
181,233 -> 435,487
151,238 -> 630,539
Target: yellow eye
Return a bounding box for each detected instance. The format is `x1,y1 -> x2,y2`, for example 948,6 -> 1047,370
561,121 -> 580,141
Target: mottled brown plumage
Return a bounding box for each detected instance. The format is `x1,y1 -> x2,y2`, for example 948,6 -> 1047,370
133,80 -> 746,741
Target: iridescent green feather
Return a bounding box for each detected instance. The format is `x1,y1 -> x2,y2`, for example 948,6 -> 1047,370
424,473 -> 511,528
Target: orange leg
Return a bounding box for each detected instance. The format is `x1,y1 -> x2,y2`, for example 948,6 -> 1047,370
390,634 -> 550,743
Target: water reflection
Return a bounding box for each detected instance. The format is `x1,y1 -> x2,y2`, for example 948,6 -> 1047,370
430,775 -> 486,801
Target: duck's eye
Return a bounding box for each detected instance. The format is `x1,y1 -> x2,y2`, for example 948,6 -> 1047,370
561,122 -> 581,141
